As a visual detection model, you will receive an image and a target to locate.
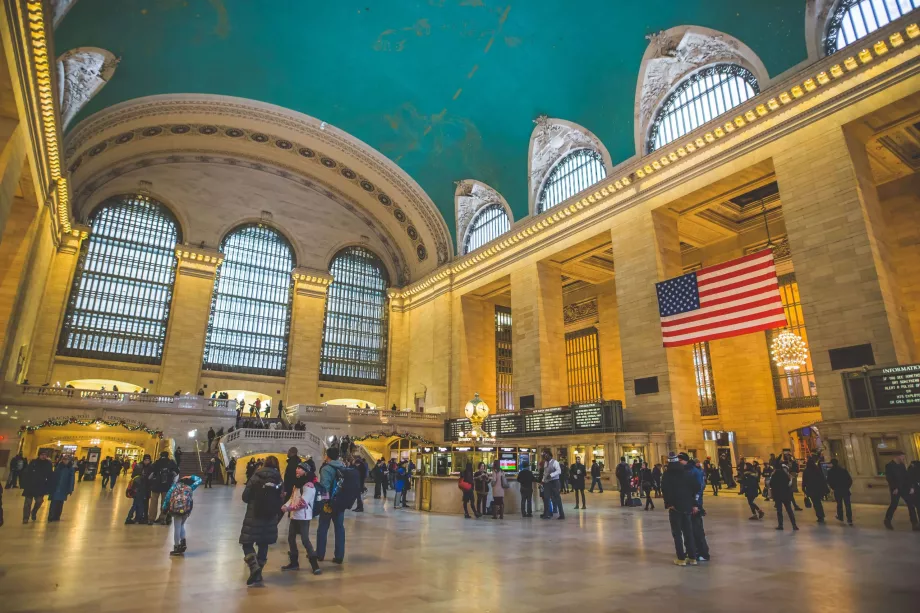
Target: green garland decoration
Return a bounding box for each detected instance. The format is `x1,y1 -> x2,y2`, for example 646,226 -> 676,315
18,416 -> 164,439
353,431 -> 434,445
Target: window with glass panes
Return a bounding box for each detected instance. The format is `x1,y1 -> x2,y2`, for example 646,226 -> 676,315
647,64 -> 759,153
766,273 -> 820,409
825,0 -> 919,56
565,327 -> 602,404
495,306 -> 513,412
320,246 -> 390,385
537,149 -> 606,214
463,204 -> 511,255
58,194 -> 180,364
692,341 -> 718,416
203,224 -> 295,376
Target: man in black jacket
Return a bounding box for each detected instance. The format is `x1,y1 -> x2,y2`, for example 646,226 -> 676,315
589,459 -> 603,493
661,452 -> 698,566
21,450 -> 53,523
570,456 -> 587,509
883,451 -> 918,531
826,459 -> 854,525
615,457 -> 632,506
148,451 -> 178,525
518,461 -> 535,517
283,447 -> 300,500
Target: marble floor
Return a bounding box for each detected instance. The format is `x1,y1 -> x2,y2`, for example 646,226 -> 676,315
0,482 -> 917,613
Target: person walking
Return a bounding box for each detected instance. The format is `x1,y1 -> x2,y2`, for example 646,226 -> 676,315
207,427 -> 216,453
615,457 -> 633,507
707,463 -> 722,496
76,457 -> 86,483
559,459 -> 570,495
540,449 -> 565,520
762,461 -> 774,501
394,461 -> 409,509
21,449 -> 52,523
769,461 -> 799,531
47,455 -> 76,522
316,447 -> 348,564
165,474 -> 202,556
204,457 -> 217,488
489,460 -> 507,519
148,451 -> 179,525
108,457 -> 122,491
686,457 -> 711,562
518,461 -> 535,517
280,462 -> 322,574
661,452 -> 698,566
6,453 -> 25,488
354,457 -> 367,512
826,458 -> 853,525
226,457 -> 238,485
240,455 -> 284,586
474,462 -> 490,518
589,459 -> 603,493
100,456 -> 111,488
883,451 -> 918,531
460,462 -> 479,518
741,463 -> 765,520
570,456 -> 587,510
640,462 -> 655,510
125,454 -> 153,524
652,463 -> 663,497
802,456 -> 829,524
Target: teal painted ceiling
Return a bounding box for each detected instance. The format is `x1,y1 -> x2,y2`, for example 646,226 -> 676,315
56,0 -> 808,240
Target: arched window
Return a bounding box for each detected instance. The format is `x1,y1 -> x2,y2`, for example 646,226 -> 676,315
647,64 -> 759,153
825,0 -> 918,55
203,224 -> 295,376
462,203 -> 511,255
58,194 -> 180,363
320,246 -> 390,385
537,149 -> 606,214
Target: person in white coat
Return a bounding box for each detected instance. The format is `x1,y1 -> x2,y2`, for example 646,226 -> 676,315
280,463 -> 322,574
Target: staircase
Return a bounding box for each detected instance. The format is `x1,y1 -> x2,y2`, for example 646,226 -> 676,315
176,444 -> 224,484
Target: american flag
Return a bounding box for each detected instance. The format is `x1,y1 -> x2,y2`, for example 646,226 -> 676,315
655,249 -> 787,347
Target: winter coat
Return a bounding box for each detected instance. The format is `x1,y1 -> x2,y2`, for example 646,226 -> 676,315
639,467 -> 654,487
109,459 -> 122,476
283,455 -> 300,497
590,463 -> 601,478
661,464 -> 697,513
394,467 -> 408,493
826,465 -> 852,494
239,467 -> 283,545
615,462 -> 631,486
490,470 -> 507,498
284,481 -> 317,521
569,462 -> 587,489
769,466 -> 794,502
149,458 -> 179,493
473,469 -> 490,494
885,461 -> 910,493
21,458 -> 53,498
50,462 -> 76,502
741,473 -> 761,498
517,468 -> 535,492
802,463 -> 828,498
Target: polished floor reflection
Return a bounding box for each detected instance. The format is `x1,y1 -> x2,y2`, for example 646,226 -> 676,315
0,482 -> 917,612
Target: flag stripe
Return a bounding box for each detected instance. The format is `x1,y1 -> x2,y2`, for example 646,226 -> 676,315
695,283 -> 781,311
695,249 -> 772,278
662,305 -> 787,336
661,297 -> 786,328
699,271 -> 779,299
663,317 -> 789,347
700,277 -> 779,305
697,254 -> 775,284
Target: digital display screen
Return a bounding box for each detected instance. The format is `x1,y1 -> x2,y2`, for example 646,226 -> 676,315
499,452 -> 517,472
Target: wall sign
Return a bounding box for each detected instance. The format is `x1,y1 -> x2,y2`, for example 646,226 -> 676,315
843,363 -> 920,418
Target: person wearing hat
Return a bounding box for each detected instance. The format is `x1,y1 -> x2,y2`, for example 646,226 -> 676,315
280,462 -> 322,574
661,452 -> 698,566
283,447 -> 301,500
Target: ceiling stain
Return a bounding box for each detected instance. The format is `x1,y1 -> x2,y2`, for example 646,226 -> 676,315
504,36 -> 521,47
208,0 -> 230,38
374,19 -> 431,52
466,65 -> 479,79
452,88 -> 463,101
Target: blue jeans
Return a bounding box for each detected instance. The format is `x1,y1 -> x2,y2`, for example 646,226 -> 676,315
316,511 -> 345,561
109,473 -> 118,490
126,496 -> 147,522
590,476 -> 603,492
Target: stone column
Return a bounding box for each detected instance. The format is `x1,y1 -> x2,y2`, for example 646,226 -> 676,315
157,246 -> 223,395
610,207 -> 703,451
284,268 -> 332,406
595,280 -> 625,404
774,124 -> 916,421
510,262 -> 567,409
453,294 -> 496,412
386,291 -> 409,410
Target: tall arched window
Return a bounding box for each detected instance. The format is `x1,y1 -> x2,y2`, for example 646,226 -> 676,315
58,194 -> 180,364
647,64 -> 759,153
462,203 -> 511,255
826,0 -> 918,55
203,224 -> 295,376
537,149 -> 606,214
320,246 -> 390,385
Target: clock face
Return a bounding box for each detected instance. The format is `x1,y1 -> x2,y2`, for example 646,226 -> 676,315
474,402 -> 489,418
464,402 -> 475,419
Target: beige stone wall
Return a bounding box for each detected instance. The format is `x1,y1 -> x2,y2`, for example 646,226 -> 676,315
595,279 -> 625,405
878,173 -> 920,352
452,294 -> 496,412
402,290 -> 453,415
386,297 -> 410,409
285,279 -> 330,406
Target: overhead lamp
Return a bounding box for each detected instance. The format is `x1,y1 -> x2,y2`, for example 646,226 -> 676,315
771,329 -> 809,372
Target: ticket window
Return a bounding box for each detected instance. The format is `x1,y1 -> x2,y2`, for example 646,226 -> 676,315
621,445 -> 646,467
871,437 -> 900,476
434,451 -> 452,476
591,445 -> 606,472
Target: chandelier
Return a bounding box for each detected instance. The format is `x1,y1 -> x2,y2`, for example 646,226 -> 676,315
771,328 -> 808,372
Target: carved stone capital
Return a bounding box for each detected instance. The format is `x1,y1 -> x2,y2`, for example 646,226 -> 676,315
292,267 -> 333,297
175,245 -> 224,278
58,223 -> 90,254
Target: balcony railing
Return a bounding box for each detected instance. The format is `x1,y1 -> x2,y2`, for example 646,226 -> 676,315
286,403 -> 443,428
4,384 -> 235,415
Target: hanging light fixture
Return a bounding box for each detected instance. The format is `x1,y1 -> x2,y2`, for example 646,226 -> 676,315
771,329 -> 809,372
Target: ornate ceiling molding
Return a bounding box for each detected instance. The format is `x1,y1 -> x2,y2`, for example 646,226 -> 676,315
454,179 -> 513,255
64,95 -> 452,268
51,0 -> 78,28
805,0 -> 841,61
57,47 -> 118,130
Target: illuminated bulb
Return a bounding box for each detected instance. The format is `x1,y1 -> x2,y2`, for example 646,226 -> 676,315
770,329 -> 809,372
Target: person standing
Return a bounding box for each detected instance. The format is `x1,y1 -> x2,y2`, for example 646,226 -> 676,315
769,461 -> 799,531
388,458 -> 398,493
283,447 -> 300,498
207,427 -> 216,453
21,450 -> 53,523
489,460 -> 506,519
394,461 -> 409,509
686,457 -> 711,562
518,461 -> 535,518
240,456 -> 284,585
640,462 -> 655,510
474,462 -> 490,518
226,457 -> 238,485
741,463 -> 765,520
148,451 -> 179,525
570,456 -> 587,510
165,474 -> 202,555
802,456 -> 828,523
460,462 -> 478,518
47,455 -> 76,522
652,463 -> 663,498
762,461 -> 774,501
6,453 -> 25,488
204,458 -> 217,488
354,457 -> 367,512
826,459 -> 853,525
76,457 -> 86,483
373,459 -> 386,499
540,449 -> 565,520
280,463 -> 322,574
661,452 -> 697,566
589,459 -> 603,493
615,457 -> 632,507
316,447 -> 347,564
100,456 -> 111,488
707,463 -> 722,496
174,447 -> 183,468
246,458 -> 257,482
559,459 -> 570,495
125,454 -> 153,524
883,451 -> 918,531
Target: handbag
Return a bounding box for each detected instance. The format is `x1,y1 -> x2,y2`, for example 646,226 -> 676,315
458,477 -> 472,492
804,496 -> 812,509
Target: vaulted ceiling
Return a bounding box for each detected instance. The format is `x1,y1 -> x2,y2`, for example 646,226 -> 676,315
55,0 -> 809,240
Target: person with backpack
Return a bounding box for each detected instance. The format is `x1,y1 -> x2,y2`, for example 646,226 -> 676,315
280,462 -> 322,574
148,451 -> 178,525
489,460 -> 508,519
226,457 -> 238,485
125,454 -> 153,524
315,447 -> 349,564
164,474 -> 202,555
741,462 -> 765,521
240,455 -> 284,586
21,449 -> 53,523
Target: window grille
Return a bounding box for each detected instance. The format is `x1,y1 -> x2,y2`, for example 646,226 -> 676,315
58,194 -> 180,364
826,0 -> 919,55
320,246 -> 390,385
495,306 -> 514,412
647,64 -> 759,153
463,204 -> 511,255
203,224 -> 294,376
537,149 -> 606,214
565,327 -> 602,404
692,341 -> 718,416
766,273 -> 820,409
